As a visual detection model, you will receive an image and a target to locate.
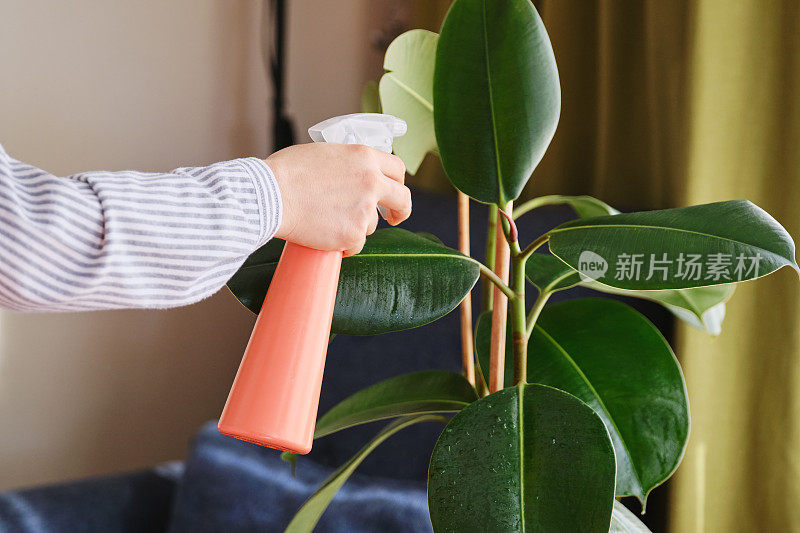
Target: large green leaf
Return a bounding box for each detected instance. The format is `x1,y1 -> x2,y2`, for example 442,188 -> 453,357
379,29 -> 438,175
474,298 -> 689,504
583,280 -> 735,335
548,200 -> 798,290
315,370 -> 477,438
227,228 -> 480,335
332,228 -> 479,334
610,501 -> 653,533
286,414 -> 447,533
529,299 -> 689,505
433,0 -> 560,205
522,198 -> 740,333
524,253 -> 735,334
523,197 -> 734,333
428,384 -> 616,532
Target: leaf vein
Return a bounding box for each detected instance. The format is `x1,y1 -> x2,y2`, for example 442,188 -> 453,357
533,324 -> 644,495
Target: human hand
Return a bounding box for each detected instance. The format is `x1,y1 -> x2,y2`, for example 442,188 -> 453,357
266,143 -> 410,256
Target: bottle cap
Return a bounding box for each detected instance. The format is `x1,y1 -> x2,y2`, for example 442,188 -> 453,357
308,113 -> 407,153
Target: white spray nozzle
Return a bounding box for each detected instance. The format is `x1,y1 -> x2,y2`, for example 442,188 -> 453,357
308,113 -> 407,221
308,113 -> 407,153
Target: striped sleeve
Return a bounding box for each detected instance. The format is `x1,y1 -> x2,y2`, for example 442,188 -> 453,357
0,143 -> 282,312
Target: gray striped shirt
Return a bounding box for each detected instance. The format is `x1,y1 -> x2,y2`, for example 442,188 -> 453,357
0,143 -> 282,312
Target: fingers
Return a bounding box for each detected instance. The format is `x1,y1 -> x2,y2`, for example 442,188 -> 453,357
376,176 -> 412,225
366,206 -> 379,236
342,234 -> 366,257
375,151 -> 406,184
342,203 -> 378,257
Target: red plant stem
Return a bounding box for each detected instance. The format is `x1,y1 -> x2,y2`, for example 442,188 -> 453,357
489,201 -> 512,393
482,205 -> 498,310
457,192 -> 475,387
497,207 -> 518,244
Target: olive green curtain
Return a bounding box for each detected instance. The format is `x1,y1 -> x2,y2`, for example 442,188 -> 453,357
413,1 -> 800,531
411,0 -> 692,208
671,2 -> 800,532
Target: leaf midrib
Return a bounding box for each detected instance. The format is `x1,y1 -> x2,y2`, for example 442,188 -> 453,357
385,74 -> 433,112
533,324 -> 644,496
669,290 -> 703,317
481,0 -> 505,205
549,222 -> 789,259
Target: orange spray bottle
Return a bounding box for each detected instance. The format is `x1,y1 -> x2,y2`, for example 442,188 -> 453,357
218,113 -> 407,454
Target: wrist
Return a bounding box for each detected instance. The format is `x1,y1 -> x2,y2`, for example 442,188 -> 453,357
241,157 -> 284,246
264,156 -> 295,242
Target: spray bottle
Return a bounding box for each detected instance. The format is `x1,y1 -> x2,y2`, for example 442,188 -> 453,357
218,113 -> 407,454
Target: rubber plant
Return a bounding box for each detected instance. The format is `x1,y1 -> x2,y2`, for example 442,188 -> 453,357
227,1 -> 797,531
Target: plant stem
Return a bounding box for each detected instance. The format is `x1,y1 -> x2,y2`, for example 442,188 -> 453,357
482,204 -> 498,310
457,192 -> 475,387
489,201 -> 511,393
512,195 -> 566,219
525,290 -> 552,340
478,263 -> 515,300
510,254 -> 527,385
519,234 -> 550,261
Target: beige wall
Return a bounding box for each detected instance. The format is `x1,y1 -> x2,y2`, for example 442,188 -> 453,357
0,0 -> 374,490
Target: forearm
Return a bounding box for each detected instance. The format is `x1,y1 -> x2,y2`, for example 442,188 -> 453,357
0,145 -> 281,312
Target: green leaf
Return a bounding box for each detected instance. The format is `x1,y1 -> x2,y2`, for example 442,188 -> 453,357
227,228 -> 480,335
521,198 -> 737,333
523,198 -> 733,333
379,29 -> 438,175
332,228 -> 479,334
513,194 -> 620,219
524,252 -> 736,334
663,292 -> 728,334
475,298 -> 688,504
561,195 -> 620,218
548,200 -> 798,289
529,299 -> 689,505
433,0 -> 560,205
416,231 -> 444,245
524,253 -> 581,293
610,501 -> 653,533
226,237 -> 285,312
286,414 -> 447,533
428,384 -> 616,532
314,370 -> 477,439
584,280 -> 735,335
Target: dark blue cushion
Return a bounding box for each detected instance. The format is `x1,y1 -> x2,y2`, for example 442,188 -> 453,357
167,422 -> 431,533
0,466 -> 179,533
